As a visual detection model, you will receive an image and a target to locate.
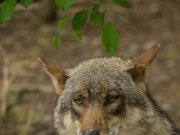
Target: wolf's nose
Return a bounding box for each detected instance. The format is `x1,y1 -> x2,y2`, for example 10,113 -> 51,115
82,130 -> 100,135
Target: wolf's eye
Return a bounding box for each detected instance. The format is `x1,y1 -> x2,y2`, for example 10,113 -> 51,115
107,95 -> 119,103
74,96 -> 84,105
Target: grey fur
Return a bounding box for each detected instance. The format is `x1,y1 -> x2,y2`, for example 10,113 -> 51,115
51,57 -> 179,135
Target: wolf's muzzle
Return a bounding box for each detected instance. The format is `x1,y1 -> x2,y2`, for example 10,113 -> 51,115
82,130 -> 100,135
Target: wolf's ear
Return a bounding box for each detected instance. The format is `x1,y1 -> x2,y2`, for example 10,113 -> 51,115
38,58 -> 69,95
129,44 -> 160,91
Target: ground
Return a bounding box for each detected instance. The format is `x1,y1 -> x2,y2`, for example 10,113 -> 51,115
0,0 -> 179,135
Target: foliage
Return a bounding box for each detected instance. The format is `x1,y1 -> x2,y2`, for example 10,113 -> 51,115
55,0 -> 132,55
0,0 -> 132,55
0,0 -> 17,24
55,0 -> 75,11
20,0 -> 34,8
102,21 -> 120,55
0,0 -> 33,24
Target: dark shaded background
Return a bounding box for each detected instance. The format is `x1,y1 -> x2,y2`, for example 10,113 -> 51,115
0,0 -> 180,135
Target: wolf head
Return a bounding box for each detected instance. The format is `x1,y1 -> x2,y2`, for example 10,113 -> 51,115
39,45 -> 162,135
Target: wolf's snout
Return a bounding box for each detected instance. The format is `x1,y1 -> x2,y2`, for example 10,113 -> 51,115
82,130 -> 100,135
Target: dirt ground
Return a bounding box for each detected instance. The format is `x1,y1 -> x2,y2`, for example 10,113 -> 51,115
0,0 -> 180,135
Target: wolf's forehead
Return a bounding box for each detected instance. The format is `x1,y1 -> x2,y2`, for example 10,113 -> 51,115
69,57 -> 133,76
65,57 -> 134,93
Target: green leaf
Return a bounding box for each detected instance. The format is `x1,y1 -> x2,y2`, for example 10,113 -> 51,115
74,30 -> 82,40
72,9 -> 89,31
58,17 -> 69,30
102,21 -> 120,55
91,3 -> 99,12
90,6 -> 103,27
113,0 -> 132,8
0,0 -> 17,24
53,36 -> 61,49
55,0 -> 75,11
20,0 -> 33,8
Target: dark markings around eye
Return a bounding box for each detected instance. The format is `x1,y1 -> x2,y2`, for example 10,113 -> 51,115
74,96 -> 85,105
105,91 -> 125,116
107,95 -> 119,103
111,97 -> 125,116
71,102 -> 81,119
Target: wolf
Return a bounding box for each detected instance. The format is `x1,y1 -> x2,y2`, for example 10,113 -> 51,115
39,44 -> 179,135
